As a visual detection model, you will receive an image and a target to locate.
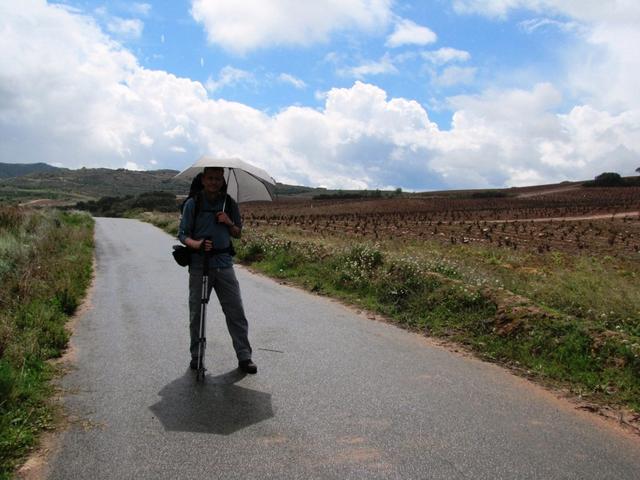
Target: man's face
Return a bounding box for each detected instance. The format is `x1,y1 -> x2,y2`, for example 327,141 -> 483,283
202,169 -> 225,194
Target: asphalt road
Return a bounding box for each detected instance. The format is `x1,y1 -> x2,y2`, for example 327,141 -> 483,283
46,217 -> 640,479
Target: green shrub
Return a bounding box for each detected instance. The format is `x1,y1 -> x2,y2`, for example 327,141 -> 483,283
332,243 -> 384,290
594,172 -> 623,186
0,360 -> 15,409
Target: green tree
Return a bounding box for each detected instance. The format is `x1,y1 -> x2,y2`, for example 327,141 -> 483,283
593,172 -> 623,186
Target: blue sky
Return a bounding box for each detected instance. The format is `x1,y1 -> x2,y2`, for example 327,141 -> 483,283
1,1 -> 639,190
94,1 -> 571,124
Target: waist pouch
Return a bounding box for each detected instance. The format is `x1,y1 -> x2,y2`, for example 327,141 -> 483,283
171,244 -> 235,267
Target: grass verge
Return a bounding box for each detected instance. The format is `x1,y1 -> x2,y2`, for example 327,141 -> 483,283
0,207 -> 94,479
133,210 -> 180,237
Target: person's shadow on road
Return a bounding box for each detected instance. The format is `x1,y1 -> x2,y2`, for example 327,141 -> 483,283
149,369 -> 273,435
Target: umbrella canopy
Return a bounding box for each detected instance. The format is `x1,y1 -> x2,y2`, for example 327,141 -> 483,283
175,156 -> 276,203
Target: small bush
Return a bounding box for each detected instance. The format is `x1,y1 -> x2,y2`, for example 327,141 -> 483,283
0,360 -> 15,407
333,244 -> 384,290
0,208 -> 22,230
53,288 -> 79,316
594,172 -> 623,186
376,261 -> 435,310
583,172 -> 640,187
238,239 -> 266,262
344,244 -> 383,271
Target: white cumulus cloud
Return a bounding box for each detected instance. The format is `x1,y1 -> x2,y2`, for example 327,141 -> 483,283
422,47 -> 471,65
433,66 -> 477,86
125,161 -> 143,170
130,3 -> 152,16
439,83 -> 640,186
453,1 -> 640,23
342,54 -> 398,78
386,18 -> 437,47
518,17 -> 580,34
1,0 -> 638,193
205,66 -> 255,92
278,73 -> 307,89
453,0 -> 640,112
106,17 -> 144,39
190,0 -> 392,54
139,131 -> 154,147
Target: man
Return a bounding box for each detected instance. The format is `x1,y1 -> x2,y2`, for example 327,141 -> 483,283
178,166 -> 257,374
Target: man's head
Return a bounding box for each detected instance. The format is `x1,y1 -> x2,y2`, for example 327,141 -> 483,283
202,167 -> 226,195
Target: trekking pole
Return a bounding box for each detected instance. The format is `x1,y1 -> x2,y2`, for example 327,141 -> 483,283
196,237 -> 211,381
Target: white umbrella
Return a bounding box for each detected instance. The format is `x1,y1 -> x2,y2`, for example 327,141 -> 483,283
175,156 -> 276,203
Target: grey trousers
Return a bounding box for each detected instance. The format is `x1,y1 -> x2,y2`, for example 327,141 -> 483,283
188,266 -> 252,362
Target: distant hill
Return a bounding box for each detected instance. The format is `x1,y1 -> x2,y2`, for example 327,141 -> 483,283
274,183 -> 320,196
2,161 -> 635,206
0,162 -> 340,204
0,164 -> 191,203
0,162 -> 61,178
0,163 -> 326,205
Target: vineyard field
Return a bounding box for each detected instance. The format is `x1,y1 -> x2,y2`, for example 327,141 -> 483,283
242,186 -> 640,257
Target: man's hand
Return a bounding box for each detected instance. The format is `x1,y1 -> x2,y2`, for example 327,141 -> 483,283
201,239 -> 213,251
188,238 -> 213,251
217,212 -> 241,238
216,211 -> 233,226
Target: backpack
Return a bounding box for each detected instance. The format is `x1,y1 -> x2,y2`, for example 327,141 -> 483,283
180,173 -> 204,214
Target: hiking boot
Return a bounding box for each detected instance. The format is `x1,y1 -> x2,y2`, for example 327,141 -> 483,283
238,359 -> 257,374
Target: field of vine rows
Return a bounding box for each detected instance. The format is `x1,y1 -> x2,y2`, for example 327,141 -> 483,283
242,186 -> 640,257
